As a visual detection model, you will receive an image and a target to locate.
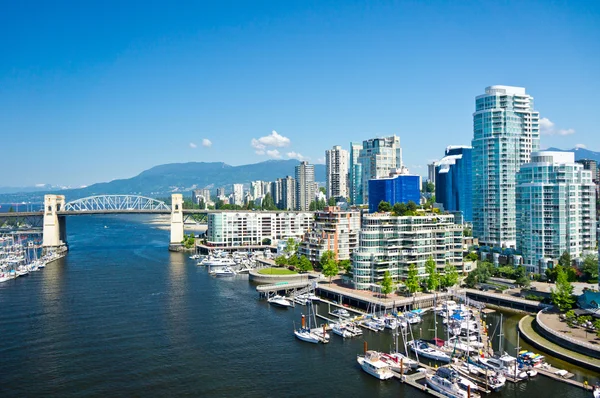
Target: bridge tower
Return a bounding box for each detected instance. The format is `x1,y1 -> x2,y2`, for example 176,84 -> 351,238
170,193 -> 184,249
43,194 -> 67,249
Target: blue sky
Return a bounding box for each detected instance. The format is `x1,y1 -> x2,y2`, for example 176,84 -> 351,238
1,0 -> 599,187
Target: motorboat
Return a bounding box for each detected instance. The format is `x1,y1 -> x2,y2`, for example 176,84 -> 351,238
384,317 -> 398,330
383,351 -> 419,370
425,373 -> 467,398
212,267 -> 236,277
268,295 -> 293,308
356,351 -> 395,380
405,312 -> 422,324
478,355 -> 527,379
408,340 -> 451,363
332,308 -> 351,318
517,350 -> 545,368
450,335 -> 484,350
364,318 -> 385,332
436,367 -> 480,398
204,257 -> 236,268
593,384 -> 600,398
345,322 -> 363,337
435,300 -> 458,314
331,323 -> 353,338
452,362 -> 506,392
189,254 -> 201,260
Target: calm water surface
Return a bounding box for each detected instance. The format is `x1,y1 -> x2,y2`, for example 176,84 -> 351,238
0,216 -> 596,397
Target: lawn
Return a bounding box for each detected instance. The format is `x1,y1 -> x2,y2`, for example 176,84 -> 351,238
257,267 -> 298,275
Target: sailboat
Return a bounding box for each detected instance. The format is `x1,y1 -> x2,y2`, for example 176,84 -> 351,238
294,303 -> 329,344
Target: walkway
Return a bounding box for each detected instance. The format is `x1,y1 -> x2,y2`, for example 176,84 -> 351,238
518,315 -> 600,372
538,311 -> 600,353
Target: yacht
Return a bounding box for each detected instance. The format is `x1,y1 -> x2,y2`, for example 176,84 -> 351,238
345,322 -> 363,337
452,362 -> 505,392
478,355 -> 527,379
356,351 -> 395,380
408,340 -> 451,363
383,352 -> 418,370
212,267 -> 236,277
364,318 -> 385,332
331,323 -> 353,338
205,257 -> 236,268
332,308 -> 351,318
268,295 -> 293,308
384,317 -> 398,329
405,312 -> 422,324
436,367 -> 480,398
425,373 -> 468,398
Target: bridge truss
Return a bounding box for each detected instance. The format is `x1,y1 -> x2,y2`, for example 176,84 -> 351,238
63,195 -> 171,212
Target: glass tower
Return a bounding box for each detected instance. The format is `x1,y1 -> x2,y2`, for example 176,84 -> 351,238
349,142 -> 363,205
472,86 -> 539,248
435,146 -> 473,222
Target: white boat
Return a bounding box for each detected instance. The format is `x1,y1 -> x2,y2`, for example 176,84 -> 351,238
593,385 -> 600,398
436,367 -> 480,397
364,318 -> 385,332
478,355 -> 527,379
356,351 -> 395,380
204,257 -> 236,268
332,308 -> 351,318
268,295 -> 293,308
425,374 -> 468,398
405,312 -> 422,324
212,267 -> 236,277
331,323 -> 353,338
189,254 -> 201,260
383,352 -> 419,370
408,340 -> 451,363
384,317 -> 398,329
294,308 -> 328,344
452,363 -> 506,392
345,322 -> 363,337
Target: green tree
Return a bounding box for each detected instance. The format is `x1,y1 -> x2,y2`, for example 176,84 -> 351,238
319,187 -> 326,195
441,263 -> 459,288
424,181 -> 435,193
551,266 -> 575,312
339,259 -> 352,275
407,201 -> 418,212
8,206 -> 14,213
545,264 -> 562,283
514,265 -> 530,287
215,198 -> 224,209
261,193 -> 278,210
463,227 -> 472,237
465,251 -> 478,262
378,201 -> 392,212
581,254 -> 599,282
275,256 -> 288,267
309,201 -> 317,211
288,254 -> 299,267
261,238 -> 272,246
464,271 -> 478,288
558,250 -> 572,268
405,264 -> 421,295
284,238 -> 298,258
321,250 -> 339,283
381,271 -> 394,297
425,257 -> 439,292
392,202 -> 408,216
327,197 -> 336,206
565,266 -> 578,282
298,255 -> 314,273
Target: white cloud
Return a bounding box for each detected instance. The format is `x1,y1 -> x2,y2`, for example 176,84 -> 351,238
189,142 -> 197,148
540,117 -> 575,136
202,138 -> 212,148
266,149 -> 281,159
575,143 -> 587,149
315,157 -> 325,164
35,183 -> 45,187
287,151 -> 307,161
251,130 -> 291,155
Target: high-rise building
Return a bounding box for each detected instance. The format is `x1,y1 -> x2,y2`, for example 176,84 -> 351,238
281,176 -> 296,211
325,145 -> 349,200
216,187 -> 225,197
517,151 -> 597,274
295,161 -> 315,211
298,206 -> 361,264
271,180 -> 282,208
232,184 -> 244,206
349,142 -> 363,205
428,162 -> 437,185
576,159 -> 598,182
352,213 -> 463,290
472,85 -> 540,248
435,146 -> 473,222
358,135 -> 402,205
251,181 -> 264,200
367,170 -> 421,213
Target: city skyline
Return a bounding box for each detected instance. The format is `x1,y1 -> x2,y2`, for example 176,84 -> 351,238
1,1 -> 599,187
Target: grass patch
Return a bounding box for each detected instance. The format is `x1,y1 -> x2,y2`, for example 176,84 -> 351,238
257,267 -> 298,275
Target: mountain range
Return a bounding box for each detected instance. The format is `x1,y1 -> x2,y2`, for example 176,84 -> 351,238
545,147 -> 600,163
0,160 -> 326,203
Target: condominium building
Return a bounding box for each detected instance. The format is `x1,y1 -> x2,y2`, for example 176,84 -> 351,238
206,211 -> 313,246
298,206 -> 361,264
325,145 -> 349,200
472,85 -> 540,248
368,170 -> 420,213
295,161 -> 315,211
271,180 -> 282,207
349,142 -> 363,205
352,213 -> 463,290
358,135 -> 403,205
232,183 -> 245,206
516,151 -> 597,274
575,159 -> 598,182
281,176 -> 296,210
192,188 -> 211,206
427,162 -> 437,185
435,146 -> 473,222
216,187 -> 225,197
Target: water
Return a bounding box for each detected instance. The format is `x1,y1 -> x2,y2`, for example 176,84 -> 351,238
0,215 -> 596,397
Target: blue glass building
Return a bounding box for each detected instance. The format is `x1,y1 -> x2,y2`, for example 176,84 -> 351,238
368,174 -> 420,213
435,146 -> 473,222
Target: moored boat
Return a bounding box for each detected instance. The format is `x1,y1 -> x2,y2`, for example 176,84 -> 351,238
357,351 -> 395,380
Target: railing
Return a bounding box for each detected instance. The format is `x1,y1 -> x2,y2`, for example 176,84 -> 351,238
536,308 -> 600,352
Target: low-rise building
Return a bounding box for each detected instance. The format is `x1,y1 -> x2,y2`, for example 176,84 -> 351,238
352,212 -> 463,290
298,206 -> 361,264
207,211 -> 313,247
368,169 -> 421,213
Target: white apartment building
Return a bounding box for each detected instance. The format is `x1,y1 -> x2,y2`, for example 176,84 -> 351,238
472,85 -> 540,248
352,213 -> 463,290
358,135 -> 403,205
298,206 -> 361,264
281,176 -> 296,210
326,145 -> 349,200
517,151 -> 597,274
232,183 -> 244,206
206,211 -> 313,246
295,161 -> 315,211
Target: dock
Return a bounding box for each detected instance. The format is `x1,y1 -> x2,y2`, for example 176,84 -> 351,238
394,370 -> 447,398
256,281 -> 312,294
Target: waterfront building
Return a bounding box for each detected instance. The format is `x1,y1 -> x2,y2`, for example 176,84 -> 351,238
298,206 -> 361,264
517,151 -> 597,274
232,183 -> 245,206
367,170 -> 420,213
206,211 -> 313,246
435,146 -> 473,222
472,85 -> 540,248
352,213 -> 463,290
281,176 -> 296,210
325,145 -> 349,200
295,161 -> 315,211
358,135 -> 403,205
349,142 -> 363,205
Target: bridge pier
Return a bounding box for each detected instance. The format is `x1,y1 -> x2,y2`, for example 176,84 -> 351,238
43,194 -> 68,250
169,193 -> 184,251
